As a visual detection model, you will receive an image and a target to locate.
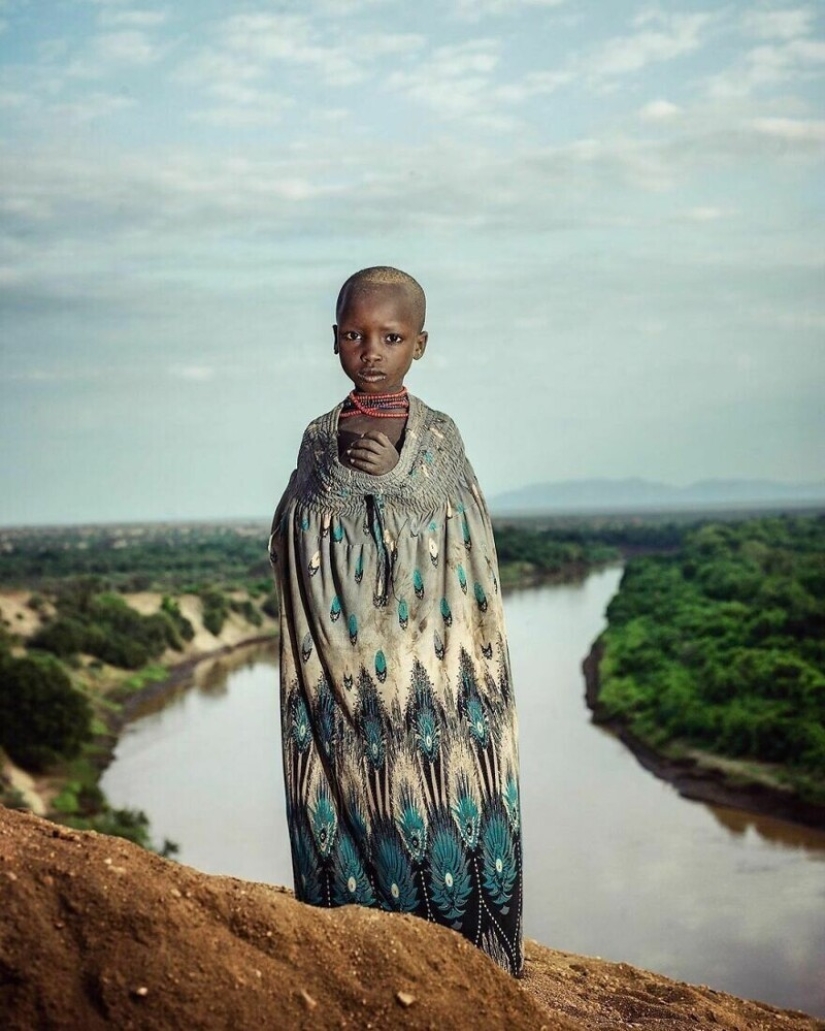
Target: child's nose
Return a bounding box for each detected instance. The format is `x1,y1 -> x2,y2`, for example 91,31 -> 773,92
362,335 -> 382,360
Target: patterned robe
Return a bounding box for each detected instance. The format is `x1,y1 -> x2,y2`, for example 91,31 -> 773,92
269,394 -> 523,975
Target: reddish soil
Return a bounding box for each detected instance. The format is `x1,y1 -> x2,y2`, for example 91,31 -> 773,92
1,807 -> 821,1031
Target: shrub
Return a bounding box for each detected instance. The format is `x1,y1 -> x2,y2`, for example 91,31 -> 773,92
0,654 -> 92,770
230,597 -> 263,628
30,617 -> 88,659
160,596 -> 195,641
200,588 -> 228,636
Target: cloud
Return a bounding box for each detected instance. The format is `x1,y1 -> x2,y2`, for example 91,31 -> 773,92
98,8 -> 168,28
179,50 -> 293,126
0,74 -> 137,126
169,365 -> 215,382
389,39 -> 514,125
706,37 -> 825,98
639,99 -> 682,121
749,116 -> 825,144
190,96 -> 291,129
215,14 -> 424,88
683,206 -> 730,222
94,29 -> 163,65
585,12 -> 717,81
485,10 -> 719,106
52,92 -> 136,122
452,0 -> 567,16
0,89 -> 29,110
1,110 -> 821,268
493,69 -> 573,104
743,7 -> 815,41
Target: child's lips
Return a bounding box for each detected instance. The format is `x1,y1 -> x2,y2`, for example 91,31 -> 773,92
358,370 -> 385,381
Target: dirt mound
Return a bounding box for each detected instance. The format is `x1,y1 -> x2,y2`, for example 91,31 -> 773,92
1,807 -> 821,1031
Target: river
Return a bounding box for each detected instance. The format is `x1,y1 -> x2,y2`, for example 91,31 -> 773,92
101,566 -> 825,1017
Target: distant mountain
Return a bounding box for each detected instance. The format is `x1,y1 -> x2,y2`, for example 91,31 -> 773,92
490,478 -> 825,515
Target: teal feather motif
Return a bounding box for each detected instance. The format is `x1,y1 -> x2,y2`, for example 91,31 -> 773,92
462,517 -> 471,550
457,564 -> 467,593
309,784 -> 337,859
429,824 -> 472,921
375,832 -> 419,912
375,649 -> 387,683
333,835 -> 375,907
396,785 -> 427,862
481,811 -> 516,906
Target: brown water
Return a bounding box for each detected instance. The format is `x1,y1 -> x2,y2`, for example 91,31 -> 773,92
101,567 -> 825,1016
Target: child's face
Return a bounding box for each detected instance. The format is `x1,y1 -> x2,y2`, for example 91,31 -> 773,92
333,284 -> 427,394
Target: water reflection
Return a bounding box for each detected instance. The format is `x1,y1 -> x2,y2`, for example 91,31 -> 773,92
707,804 -> 825,855
191,642 -> 277,699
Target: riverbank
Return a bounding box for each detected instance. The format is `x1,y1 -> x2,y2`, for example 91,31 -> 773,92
0,587 -> 278,830
2,557 -> 605,829
583,638 -> 825,830
3,805 -> 822,1030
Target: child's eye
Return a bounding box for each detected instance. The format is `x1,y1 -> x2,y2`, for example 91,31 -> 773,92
342,331 -> 361,342
386,334 -> 403,344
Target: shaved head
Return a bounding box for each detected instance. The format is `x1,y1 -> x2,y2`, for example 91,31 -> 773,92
336,266 -> 426,331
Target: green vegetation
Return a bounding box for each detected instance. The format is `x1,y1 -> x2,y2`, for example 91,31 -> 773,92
30,579 -> 194,669
0,652 -> 92,770
494,524 -> 619,583
200,587 -> 229,636
119,663 -> 170,694
0,523 -> 284,855
596,515 -> 825,803
4,510 -> 819,845
0,522 -> 271,592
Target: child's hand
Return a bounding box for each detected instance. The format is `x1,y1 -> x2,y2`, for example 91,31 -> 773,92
346,431 -> 399,475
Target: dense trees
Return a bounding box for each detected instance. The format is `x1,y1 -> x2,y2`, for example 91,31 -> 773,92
0,523 -> 271,592
30,581 -> 196,669
596,516 -> 825,801
493,524 -> 617,578
0,653 -> 92,770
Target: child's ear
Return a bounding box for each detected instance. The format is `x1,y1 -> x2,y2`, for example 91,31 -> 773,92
413,331 -> 428,359
332,325 -> 339,355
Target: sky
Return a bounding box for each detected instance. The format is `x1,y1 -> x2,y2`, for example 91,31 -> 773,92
0,0 -> 823,526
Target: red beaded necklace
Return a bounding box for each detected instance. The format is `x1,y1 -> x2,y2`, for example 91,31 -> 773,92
340,387 -> 410,420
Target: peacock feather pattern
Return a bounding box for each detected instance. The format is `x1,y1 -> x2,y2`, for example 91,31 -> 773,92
375,826 -> 419,912
270,395 -> 523,976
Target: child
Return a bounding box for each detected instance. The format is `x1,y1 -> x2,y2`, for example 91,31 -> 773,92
269,266 -> 523,976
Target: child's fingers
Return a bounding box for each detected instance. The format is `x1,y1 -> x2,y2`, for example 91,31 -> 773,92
360,430 -> 393,447
349,438 -> 386,457
346,442 -> 399,472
